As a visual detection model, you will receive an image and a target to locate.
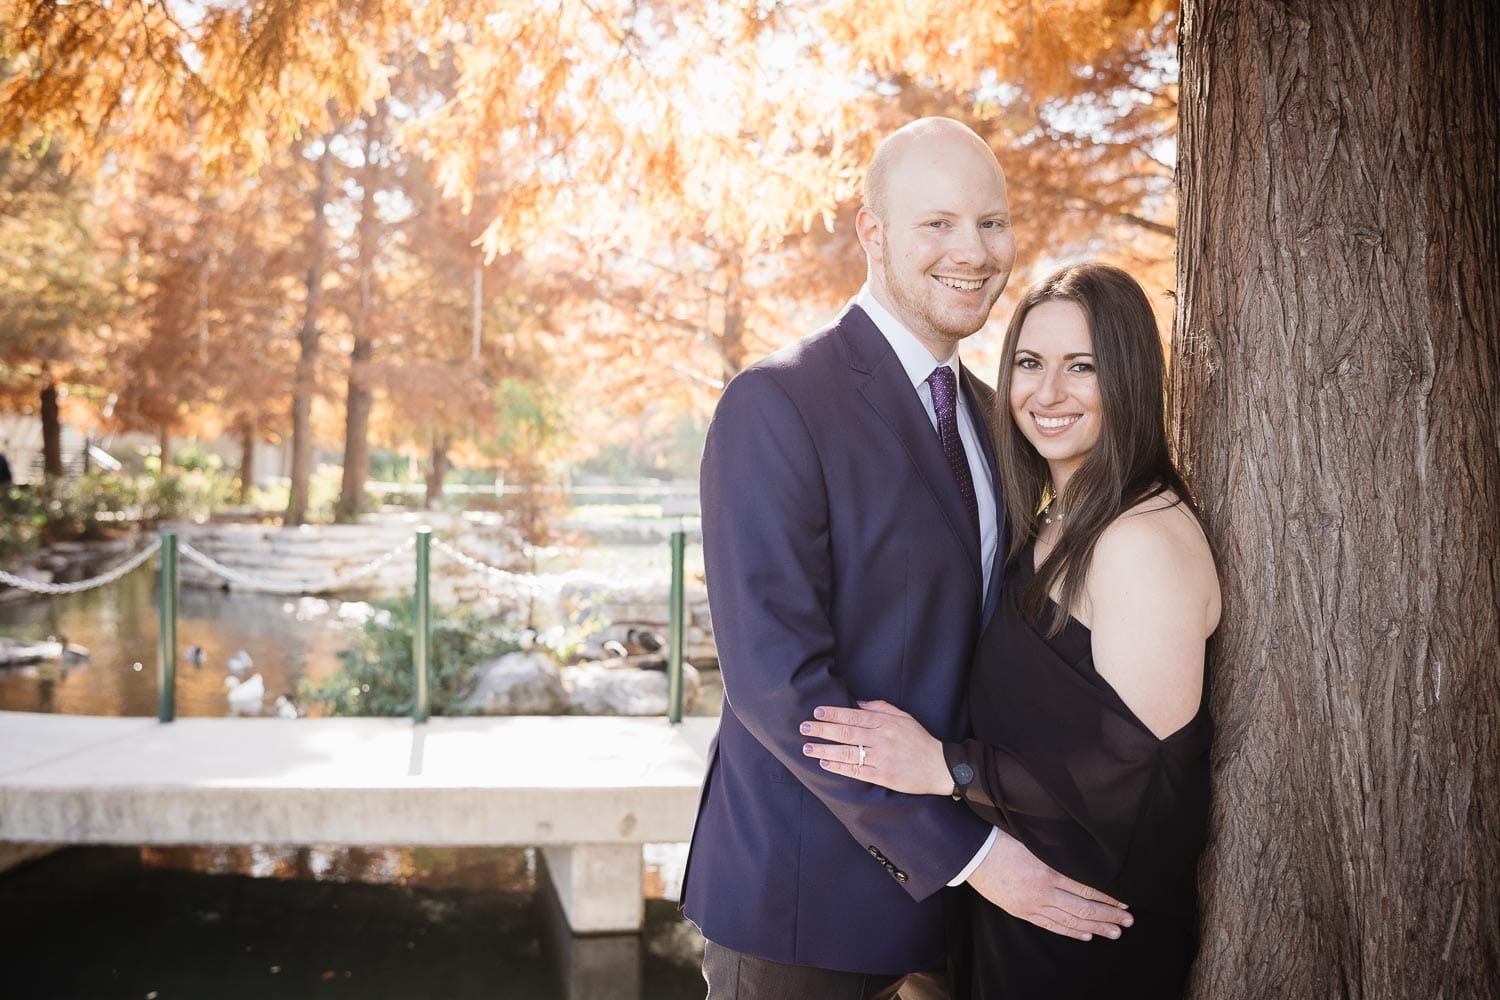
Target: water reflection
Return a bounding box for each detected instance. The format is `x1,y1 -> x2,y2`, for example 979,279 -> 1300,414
0,563 -> 355,716
136,843 -> 690,900
2,846 -> 706,1000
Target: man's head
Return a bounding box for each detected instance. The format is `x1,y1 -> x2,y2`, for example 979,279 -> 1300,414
856,117 -> 1015,360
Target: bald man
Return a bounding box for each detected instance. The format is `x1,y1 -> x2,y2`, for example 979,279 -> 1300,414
681,119 -> 1130,999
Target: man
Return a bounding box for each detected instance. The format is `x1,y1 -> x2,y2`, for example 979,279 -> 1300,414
682,118 -> 1132,998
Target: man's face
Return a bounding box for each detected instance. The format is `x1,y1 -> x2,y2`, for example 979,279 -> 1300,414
861,140 -> 1016,359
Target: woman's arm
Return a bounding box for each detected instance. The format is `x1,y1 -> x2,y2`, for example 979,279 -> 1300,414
1086,502 -> 1219,740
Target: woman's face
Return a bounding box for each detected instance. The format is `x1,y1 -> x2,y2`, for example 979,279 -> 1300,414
1008,299 -> 1102,488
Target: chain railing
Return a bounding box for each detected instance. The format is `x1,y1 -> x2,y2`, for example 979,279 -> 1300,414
0,538 -> 163,595
3,525 -> 691,726
178,536 -> 416,595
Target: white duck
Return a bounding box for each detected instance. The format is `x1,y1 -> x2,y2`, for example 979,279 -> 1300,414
226,650 -> 254,674
225,673 -> 265,715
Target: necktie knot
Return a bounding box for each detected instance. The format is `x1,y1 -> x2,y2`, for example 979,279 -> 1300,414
929,364 -> 958,420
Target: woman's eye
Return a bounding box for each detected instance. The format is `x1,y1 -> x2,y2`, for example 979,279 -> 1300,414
1070,362 -> 1095,374
1015,358 -> 1040,370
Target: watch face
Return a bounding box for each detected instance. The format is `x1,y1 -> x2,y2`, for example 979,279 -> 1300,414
952,763 -> 974,786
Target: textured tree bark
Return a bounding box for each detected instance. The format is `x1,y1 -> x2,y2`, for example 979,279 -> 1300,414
285,139 -> 334,527
336,109 -> 383,525
1173,2 -> 1499,997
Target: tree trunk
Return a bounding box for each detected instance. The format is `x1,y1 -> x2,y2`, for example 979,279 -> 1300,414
157,426 -> 171,474
336,107 -> 384,524
718,249 -> 746,383
238,418 -> 256,505
285,138 -> 334,527
424,432 -> 449,510
39,381 -> 62,478
1173,2 -> 1499,997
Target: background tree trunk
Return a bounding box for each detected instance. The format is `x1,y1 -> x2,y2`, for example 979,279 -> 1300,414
285,139 -> 334,527
424,432 -> 449,511
38,381 -> 62,478
1173,2 -> 1499,997
157,426 -> 171,474
237,418 -> 256,505
336,107 -> 384,524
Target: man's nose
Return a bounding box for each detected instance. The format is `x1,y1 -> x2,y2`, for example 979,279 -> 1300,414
947,224 -> 987,264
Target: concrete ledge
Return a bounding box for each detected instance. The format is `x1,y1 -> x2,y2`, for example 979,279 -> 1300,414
0,714 -> 713,846
0,712 -> 715,932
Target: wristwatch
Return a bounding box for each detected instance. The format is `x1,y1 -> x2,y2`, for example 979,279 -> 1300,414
949,761 -> 974,801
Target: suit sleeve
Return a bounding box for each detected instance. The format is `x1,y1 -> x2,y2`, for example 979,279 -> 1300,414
701,368 -> 990,901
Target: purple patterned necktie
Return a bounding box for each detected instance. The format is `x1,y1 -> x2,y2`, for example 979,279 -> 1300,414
929,365 -> 980,541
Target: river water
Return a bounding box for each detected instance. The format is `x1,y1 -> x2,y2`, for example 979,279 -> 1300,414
2,845 -> 706,999
0,562 -> 353,716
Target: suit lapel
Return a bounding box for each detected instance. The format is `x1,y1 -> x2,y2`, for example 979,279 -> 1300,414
960,367 -> 998,471
839,306 -> 983,586
959,366 -> 1009,627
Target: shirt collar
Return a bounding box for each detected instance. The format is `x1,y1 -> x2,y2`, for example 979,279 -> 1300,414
855,284 -> 961,391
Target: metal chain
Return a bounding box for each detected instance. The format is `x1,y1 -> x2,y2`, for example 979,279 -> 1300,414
430,537 -> 578,595
0,538 -> 164,595
0,532 -> 571,600
177,536 -> 416,595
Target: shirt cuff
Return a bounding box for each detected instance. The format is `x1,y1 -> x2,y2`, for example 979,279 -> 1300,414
947,825 -> 999,887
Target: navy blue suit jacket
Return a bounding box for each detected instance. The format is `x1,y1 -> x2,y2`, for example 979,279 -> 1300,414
682,303 -> 1004,975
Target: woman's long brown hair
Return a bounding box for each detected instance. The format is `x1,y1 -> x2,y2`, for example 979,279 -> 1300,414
994,263 -> 1202,636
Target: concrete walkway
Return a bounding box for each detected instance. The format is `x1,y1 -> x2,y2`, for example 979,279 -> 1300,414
0,712 -> 716,933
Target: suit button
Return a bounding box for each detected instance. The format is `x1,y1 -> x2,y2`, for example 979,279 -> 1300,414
895,871 -> 908,882
867,846 -> 883,859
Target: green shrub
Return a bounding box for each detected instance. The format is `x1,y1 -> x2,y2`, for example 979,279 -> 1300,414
246,464 -> 344,521
138,470 -> 235,523
299,599 -> 520,717
0,486 -> 47,560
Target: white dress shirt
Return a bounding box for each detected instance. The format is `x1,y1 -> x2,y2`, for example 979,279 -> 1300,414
854,285 -> 1001,885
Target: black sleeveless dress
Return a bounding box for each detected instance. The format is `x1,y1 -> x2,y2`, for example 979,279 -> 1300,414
944,543 -> 1212,999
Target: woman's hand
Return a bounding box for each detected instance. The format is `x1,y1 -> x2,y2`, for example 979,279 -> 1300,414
799,700 -> 952,796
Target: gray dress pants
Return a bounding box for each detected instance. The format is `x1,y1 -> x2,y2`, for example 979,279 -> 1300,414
702,940 -> 950,1000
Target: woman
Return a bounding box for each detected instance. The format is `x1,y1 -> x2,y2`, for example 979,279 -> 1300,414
800,263 -> 1220,998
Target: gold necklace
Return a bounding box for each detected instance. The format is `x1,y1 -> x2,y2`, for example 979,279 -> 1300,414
1037,484 -> 1064,525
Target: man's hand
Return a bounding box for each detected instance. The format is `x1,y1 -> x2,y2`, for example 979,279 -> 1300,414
966,829 -> 1133,941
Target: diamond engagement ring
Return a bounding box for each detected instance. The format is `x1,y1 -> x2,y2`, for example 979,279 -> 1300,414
857,745 -> 867,767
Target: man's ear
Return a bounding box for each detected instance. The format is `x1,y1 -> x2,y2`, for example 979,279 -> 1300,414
855,205 -> 883,262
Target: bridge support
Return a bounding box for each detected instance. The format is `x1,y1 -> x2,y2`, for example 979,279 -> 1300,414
540,843 -> 644,934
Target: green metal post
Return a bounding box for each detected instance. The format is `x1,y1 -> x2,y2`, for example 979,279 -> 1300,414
156,530 -> 178,723
668,529 -> 686,724
414,527 -> 431,723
